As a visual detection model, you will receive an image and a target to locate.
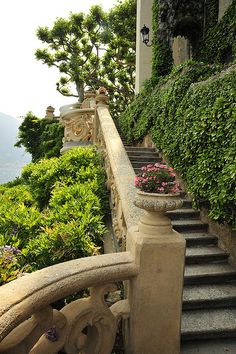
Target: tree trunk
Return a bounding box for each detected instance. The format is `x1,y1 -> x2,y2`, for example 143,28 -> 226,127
76,81 -> 84,103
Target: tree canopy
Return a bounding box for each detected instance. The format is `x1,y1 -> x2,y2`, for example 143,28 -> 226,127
35,0 -> 136,117
15,112 -> 64,161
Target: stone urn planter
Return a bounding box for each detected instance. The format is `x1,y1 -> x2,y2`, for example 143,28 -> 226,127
134,191 -> 183,235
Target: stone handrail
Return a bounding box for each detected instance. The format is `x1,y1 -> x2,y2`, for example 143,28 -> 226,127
0,252 -> 137,353
94,94 -> 185,353
94,95 -> 143,247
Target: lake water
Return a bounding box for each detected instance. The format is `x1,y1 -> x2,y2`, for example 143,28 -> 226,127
0,167 -> 24,184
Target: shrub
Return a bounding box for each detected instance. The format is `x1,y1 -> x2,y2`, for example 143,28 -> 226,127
0,147 -> 108,278
0,245 -> 31,285
0,186 -> 42,248
22,147 -> 107,209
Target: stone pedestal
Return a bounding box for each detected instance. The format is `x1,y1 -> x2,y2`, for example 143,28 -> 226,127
135,0 -> 154,93
218,0 -> 232,20
45,106 -> 55,119
126,192 -> 186,354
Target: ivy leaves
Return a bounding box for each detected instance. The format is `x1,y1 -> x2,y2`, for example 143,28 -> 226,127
119,62 -> 236,230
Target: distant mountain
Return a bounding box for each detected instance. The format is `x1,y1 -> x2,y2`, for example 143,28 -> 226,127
0,112 -> 31,184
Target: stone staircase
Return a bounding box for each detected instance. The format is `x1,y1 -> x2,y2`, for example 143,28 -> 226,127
122,141 -> 236,353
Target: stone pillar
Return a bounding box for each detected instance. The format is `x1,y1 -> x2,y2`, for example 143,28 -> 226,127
81,90 -> 96,109
172,36 -> 192,65
218,0 -> 232,20
126,193 -> 186,354
45,106 -> 55,119
93,90 -> 109,145
135,0 -> 154,93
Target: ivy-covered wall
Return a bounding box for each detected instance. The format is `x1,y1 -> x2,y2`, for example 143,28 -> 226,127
197,0 -> 236,64
151,0 -> 235,79
118,0 -> 236,230
151,0 -> 173,81
119,62 -> 236,230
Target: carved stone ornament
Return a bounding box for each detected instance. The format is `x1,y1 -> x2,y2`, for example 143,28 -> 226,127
134,191 -> 183,236
134,191 -> 183,212
0,285 -> 124,354
64,113 -> 93,143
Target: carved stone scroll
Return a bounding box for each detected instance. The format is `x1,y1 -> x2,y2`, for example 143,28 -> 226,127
61,284 -> 118,354
62,112 -> 94,143
0,285 -> 123,354
0,306 -> 53,354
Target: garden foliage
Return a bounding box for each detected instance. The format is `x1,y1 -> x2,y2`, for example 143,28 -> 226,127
119,61 -> 236,230
15,111 -> 64,162
35,0 -> 136,117
197,0 -> 236,64
0,147 -> 108,283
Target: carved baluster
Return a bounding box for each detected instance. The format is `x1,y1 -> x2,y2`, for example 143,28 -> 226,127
60,284 -> 118,354
0,306 -> 53,354
30,309 -> 68,354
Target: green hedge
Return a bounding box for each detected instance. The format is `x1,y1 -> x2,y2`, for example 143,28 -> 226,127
119,62 -> 221,142
0,147 -> 108,282
119,62 -> 236,230
197,0 -> 236,64
152,0 -> 173,81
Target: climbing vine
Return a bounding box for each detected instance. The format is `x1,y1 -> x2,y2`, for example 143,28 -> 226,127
119,0 -> 236,231
197,0 -> 236,63
203,0 -> 219,34
119,62 -> 236,230
152,0 -> 173,81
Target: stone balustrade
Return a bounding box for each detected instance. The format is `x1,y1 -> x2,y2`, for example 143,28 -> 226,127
0,90 -> 186,354
0,253 -> 137,353
94,92 -> 185,353
94,94 -> 142,249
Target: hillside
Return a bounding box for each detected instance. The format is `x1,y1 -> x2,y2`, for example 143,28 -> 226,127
0,112 -> 31,184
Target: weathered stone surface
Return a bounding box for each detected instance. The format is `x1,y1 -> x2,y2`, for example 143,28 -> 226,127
0,252 -> 137,343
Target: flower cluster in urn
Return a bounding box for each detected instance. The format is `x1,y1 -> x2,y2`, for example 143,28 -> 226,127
134,163 -> 180,194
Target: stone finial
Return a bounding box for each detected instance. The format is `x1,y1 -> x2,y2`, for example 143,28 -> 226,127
96,87 -> 109,105
98,86 -> 107,95
45,106 -> 55,119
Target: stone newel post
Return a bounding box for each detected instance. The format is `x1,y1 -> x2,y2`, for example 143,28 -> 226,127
126,192 -> 186,354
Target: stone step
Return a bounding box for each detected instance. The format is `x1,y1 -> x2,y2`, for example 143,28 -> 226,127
130,160 -> 162,168
119,137 -> 236,350
125,147 -> 156,153
184,263 -> 236,285
182,200 -> 193,208
181,232 -> 218,246
185,246 -> 229,264
172,220 -> 208,233
183,283 -> 236,310
181,308 -> 236,341
181,337 -> 236,354
127,151 -> 159,159
167,208 -> 200,220
134,167 -> 142,174
127,154 -> 160,161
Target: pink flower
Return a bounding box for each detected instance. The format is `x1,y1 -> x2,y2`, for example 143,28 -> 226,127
135,162 -> 180,194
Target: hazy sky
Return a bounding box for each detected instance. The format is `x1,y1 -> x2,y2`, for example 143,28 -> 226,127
0,0 -> 116,118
